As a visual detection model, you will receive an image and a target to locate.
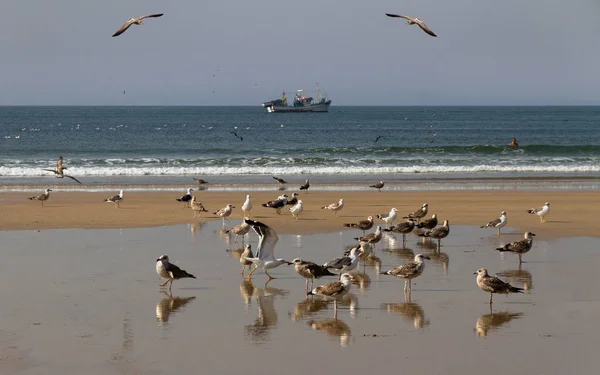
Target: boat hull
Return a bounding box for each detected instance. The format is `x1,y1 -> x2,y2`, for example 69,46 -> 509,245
266,101 -> 331,113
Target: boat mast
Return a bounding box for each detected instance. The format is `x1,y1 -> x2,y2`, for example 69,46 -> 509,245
317,82 -> 321,102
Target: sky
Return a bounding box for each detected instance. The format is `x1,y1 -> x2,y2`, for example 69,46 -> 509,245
2,0 -> 600,106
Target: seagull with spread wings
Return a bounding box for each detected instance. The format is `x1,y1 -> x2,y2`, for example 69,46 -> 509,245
244,219 -> 292,281
42,156 -> 82,184
112,13 -> 164,37
385,13 -> 437,37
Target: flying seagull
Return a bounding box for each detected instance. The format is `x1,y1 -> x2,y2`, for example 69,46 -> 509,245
385,13 -> 437,37
243,219 -> 292,280
42,156 -> 82,184
272,176 -> 287,185
112,13 -> 164,37
374,135 -> 384,143
229,131 -> 243,142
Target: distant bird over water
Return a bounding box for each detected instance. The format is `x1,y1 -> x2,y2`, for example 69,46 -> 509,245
112,13 -> 164,37
272,176 -> 287,185
385,13 -> 437,37
42,156 -> 82,184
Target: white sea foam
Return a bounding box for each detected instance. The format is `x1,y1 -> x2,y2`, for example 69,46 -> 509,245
2,164 -> 600,177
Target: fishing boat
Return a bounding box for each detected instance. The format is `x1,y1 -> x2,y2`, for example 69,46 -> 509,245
262,85 -> 331,113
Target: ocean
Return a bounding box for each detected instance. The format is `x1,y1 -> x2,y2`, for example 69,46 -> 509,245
1,106 -> 600,191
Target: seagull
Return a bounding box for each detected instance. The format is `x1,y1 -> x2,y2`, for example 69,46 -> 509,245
481,211 -> 507,235
241,194 -> 253,217
418,220 -> 450,247
104,190 -> 124,209
526,202 -> 550,223
225,219 -> 251,244
321,198 -> 344,216
244,219 -> 292,280
155,255 -> 196,291
383,219 -> 416,242
403,203 -> 428,223
374,135 -> 384,143
377,207 -> 397,228
289,200 -> 304,219
213,204 -> 235,228
176,188 -> 194,207
28,189 -> 52,206
416,213 -> 438,229
261,195 -> 288,214
112,13 -> 164,37
495,231 -> 535,263
343,216 -> 374,235
239,245 -> 254,276
385,13 -> 437,37
307,273 -> 353,312
229,131 -> 243,141
323,245 -> 360,277
190,196 -> 208,217
380,254 -> 430,293
42,156 -> 82,184
353,226 -> 383,250
299,179 -> 310,193
285,192 -> 300,206
370,180 -> 385,192
475,268 -> 524,304
272,176 -> 287,185
193,178 -> 209,185
293,258 -> 336,291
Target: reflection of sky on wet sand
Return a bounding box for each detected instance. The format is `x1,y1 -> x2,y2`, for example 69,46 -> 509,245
1,223 -> 600,373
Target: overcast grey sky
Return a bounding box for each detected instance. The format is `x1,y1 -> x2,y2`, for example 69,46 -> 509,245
2,0 -> 600,105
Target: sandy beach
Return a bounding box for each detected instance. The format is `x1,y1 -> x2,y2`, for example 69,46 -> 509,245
1,189 -> 599,238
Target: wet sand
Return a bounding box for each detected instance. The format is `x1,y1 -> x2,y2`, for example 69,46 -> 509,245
1,221 -> 600,374
1,190 -> 599,238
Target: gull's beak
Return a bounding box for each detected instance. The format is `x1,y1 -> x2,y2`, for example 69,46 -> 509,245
473,272 -> 478,275
424,256 -> 431,260
156,258 -> 161,262
531,233 -> 536,236
286,261 -> 293,266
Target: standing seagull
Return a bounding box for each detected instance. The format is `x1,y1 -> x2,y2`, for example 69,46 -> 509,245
112,13 -> 164,37
481,211 -> 507,235
241,194 -> 253,217
155,255 -> 196,291
190,196 -> 208,217
293,258 -> 336,291
475,268 -> 523,304
213,204 -> 234,228
418,220 -> 450,247
272,176 -> 287,185
321,199 -> 344,216
299,179 -> 310,193
323,245 -> 360,277
495,231 -> 535,263
354,226 -> 383,251
239,245 -> 254,276
262,195 -> 288,214
289,200 -> 304,219
343,216 -> 374,235
225,219 -> 251,244
176,188 -> 194,207
403,203 -> 428,223
28,189 -> 52,206
307,273 -> 353,312
42,156 -> 82,184
377,207 -> 398,228
526,202 -> 550,223
416,213 -> 438,230
104,190 -> 124,209
285,192 -> 300,206
380,254 -> 430,293
244,219 -> 292,280
383,219 -> 416,242
385,13 -> 437,37
370,180 -> 385,192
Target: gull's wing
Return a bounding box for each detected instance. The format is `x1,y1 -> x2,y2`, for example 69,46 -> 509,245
64,174 -> 82,184
386,261 -> 419,277
324,256 -> 351,269
246,219 -> 279,261
482,218 -> 501,228
416,20 -> 437,37
112,21 -> 134,37
42,169 -> 58,174
385,13 -> 412,21
140,13 -> 164,20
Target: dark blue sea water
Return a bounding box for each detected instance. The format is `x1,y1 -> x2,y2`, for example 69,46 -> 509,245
1,106 -> 599,189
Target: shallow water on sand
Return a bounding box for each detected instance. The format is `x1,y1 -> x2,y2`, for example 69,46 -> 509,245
1,222 -> 599,374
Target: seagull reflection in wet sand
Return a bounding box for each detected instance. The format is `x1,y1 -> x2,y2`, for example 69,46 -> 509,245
156,292 -> 196,324
348,273 -> 371,292
381,300 -> 430,329
475,308 -> 524,337
239,280 -> 256,310
244,284 -> 289,343
290,298 -> 329,321
307,318 -> 353,347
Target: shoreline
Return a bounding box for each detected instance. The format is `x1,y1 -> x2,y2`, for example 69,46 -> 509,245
1,190 -> 598,238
